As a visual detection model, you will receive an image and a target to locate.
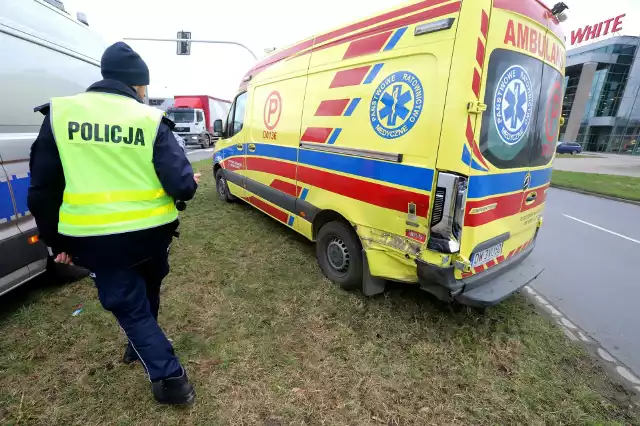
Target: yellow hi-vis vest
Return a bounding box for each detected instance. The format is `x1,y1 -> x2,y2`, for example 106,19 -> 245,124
51,92 -> 179,237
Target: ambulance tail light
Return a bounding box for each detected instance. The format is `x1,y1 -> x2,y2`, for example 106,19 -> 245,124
428,172 -> 468,254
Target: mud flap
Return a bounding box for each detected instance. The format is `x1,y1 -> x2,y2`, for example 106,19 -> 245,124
362,251 -> 385,297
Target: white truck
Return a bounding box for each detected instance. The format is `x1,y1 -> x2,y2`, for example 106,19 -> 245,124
166,95 -> 231,149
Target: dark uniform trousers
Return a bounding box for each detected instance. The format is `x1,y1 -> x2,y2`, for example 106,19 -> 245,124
90,250 -> 181,382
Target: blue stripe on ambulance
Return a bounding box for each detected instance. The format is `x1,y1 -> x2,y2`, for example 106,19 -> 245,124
468,168 -> 552,199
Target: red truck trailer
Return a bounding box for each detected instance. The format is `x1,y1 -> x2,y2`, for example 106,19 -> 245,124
167,95 -> 231,148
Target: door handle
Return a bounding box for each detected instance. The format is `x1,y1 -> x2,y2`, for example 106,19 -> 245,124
236,143 -> 243,150
525,192 -> 537,204
248,143 -> 256,152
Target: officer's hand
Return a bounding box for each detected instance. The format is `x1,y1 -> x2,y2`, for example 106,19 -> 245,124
193,173 -> 201,185
54,252 -> 74,265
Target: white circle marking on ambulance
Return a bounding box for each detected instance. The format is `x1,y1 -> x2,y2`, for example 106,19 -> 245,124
369,71 -> 424,140
493,65 -> 533,146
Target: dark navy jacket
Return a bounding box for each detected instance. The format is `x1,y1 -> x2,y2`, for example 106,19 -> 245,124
28,79 -> 197,270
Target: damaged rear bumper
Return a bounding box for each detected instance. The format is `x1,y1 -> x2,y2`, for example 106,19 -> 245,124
416,241 -> 544,307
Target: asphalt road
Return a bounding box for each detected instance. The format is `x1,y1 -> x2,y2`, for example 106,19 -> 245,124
186,146 -> 214,163
530,188 -> 640,377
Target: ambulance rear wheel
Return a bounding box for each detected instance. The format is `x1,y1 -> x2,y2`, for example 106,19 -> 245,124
316,221 -> 363,290
216,169 -> 236,202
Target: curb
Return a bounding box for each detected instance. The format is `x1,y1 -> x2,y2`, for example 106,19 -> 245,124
550,184 -> 640,206
522,285 -> 640,405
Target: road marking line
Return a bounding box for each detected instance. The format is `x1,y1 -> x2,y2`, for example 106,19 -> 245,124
563,214 -> 640,244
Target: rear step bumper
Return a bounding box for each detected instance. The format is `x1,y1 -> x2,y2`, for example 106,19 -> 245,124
416,241 -> 544,307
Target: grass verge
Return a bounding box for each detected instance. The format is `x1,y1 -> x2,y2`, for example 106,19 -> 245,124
1,162 -> 638,425
552,170 -> 640,202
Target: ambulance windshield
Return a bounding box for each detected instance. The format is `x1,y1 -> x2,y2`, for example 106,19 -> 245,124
479,49 -> 563,169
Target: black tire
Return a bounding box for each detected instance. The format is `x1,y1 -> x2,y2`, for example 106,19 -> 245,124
215,169 -> 236,202
571,150 -> 578,155
316,221 -> 363,290
206,135 -> 213,147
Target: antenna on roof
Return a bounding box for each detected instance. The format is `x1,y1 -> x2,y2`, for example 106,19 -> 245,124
551,2 -> 569,22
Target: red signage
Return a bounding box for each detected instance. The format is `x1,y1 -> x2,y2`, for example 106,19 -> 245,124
503,20 -> 566,70
263,91 -> 282,141
263,91 -> 282,130
570,14 -> 625,46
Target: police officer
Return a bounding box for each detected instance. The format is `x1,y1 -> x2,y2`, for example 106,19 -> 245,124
28,42 -> 199,405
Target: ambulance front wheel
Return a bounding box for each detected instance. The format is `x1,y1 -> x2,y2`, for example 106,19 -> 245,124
316,221 -> 363,290
215,169 -> 236,202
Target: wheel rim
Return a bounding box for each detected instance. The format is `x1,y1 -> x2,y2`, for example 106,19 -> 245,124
217,177 -> 226,197
326,237 -> 350,276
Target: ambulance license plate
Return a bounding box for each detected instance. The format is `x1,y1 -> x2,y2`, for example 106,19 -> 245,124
472,243 -> 503,267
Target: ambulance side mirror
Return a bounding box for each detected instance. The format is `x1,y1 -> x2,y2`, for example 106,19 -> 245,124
213,119 -> 224,137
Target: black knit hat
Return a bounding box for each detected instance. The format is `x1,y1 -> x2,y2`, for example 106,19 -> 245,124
100,42 -> 150,86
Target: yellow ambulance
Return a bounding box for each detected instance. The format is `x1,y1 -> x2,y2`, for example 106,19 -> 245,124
212,0 -> 567,306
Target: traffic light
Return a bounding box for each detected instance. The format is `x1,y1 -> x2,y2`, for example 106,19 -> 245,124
177,31 -> 191,55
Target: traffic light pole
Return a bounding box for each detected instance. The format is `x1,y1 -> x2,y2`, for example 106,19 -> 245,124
123,37 -> 258,61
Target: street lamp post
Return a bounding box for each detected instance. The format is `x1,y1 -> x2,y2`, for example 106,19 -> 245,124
122,37 -> 259,61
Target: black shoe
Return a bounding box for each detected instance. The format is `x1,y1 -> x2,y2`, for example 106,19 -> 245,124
152,369 -> 196,405
122,344 -> 139,364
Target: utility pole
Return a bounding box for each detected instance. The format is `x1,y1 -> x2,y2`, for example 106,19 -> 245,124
123,37 -> 259,61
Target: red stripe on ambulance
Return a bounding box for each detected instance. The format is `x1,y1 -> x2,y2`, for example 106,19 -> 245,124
245,196 -> 289,224
304,2 -> 462,59
330,66 -> 371,88
466,117 -> 489,169
246,157 -> 297,180
343,31 -> 392,59
315,0 -> 452,45
494,0 -> 564,41
245,157 -> 430,216
480,10 -> 489,38
315,99 -> 350,116
270,179 -> 302,197
465,191 -> 523,227
301,127 -> 334,143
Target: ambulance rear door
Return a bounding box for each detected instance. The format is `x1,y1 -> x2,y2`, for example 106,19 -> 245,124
458,0 -> 565,277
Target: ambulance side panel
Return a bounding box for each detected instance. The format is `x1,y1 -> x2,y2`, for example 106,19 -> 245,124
242,54 -> 311,225
296,1 -> 462,280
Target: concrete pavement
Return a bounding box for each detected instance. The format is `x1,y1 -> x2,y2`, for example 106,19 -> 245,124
553,153 -> 640,177
530,188 -> 640,378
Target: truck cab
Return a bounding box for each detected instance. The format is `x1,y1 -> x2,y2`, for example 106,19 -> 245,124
167,95 -> 231,149
167,107 -> 210,148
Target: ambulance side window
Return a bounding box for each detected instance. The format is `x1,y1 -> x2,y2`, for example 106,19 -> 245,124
225,100 -> 235,136
231,92 -> 247,136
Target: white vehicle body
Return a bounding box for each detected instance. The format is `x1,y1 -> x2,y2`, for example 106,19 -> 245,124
0,0 -> 106,296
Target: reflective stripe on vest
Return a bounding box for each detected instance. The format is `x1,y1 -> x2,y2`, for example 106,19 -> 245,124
51,92 -> 178,237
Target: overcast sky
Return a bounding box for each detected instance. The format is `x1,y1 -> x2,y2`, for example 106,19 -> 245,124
62,0 -> 640,100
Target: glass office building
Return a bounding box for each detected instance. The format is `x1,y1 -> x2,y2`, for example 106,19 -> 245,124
560,36 -> 640,154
